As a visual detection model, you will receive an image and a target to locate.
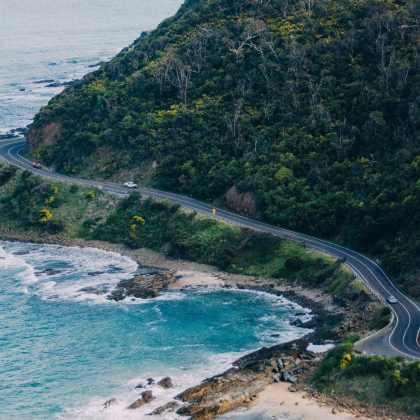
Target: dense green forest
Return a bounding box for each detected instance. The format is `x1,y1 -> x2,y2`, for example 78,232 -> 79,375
29,0 -> 420,296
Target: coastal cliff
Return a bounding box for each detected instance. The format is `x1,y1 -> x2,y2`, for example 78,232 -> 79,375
27,0 -> 420,299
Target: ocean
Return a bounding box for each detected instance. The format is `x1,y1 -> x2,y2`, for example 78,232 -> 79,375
0,240 -> 312,419
0,0 -> 183,134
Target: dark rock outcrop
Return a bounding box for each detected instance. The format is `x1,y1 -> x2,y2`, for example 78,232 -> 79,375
175,339 -> 312,419
45,80 -> 79,88
103,398 -> 118,408
157,377 -> 173,389
110,270 -> 176,300
150,401 -> 179,415
79,284 -> 110,295
128,391 -> 155,409
35,268 -> 63,276
87,61 -> 107,68
32,79 -> 55,84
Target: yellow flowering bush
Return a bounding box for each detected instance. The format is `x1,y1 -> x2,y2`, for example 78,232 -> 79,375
40,209 -> 53,222
391,370 -> 409,388
86,191 -> 95,200
340,354 -> 352,370
45,196 -> 55,205
132,215 -> 146,226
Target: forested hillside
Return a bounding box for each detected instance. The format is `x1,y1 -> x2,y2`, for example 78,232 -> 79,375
28,0 -> 420,296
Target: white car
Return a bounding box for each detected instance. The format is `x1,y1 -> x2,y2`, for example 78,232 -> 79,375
387,295 -> 398,304
124,182 -> 138,189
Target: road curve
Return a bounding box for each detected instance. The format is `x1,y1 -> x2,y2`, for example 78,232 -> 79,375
1,138 -> 420,359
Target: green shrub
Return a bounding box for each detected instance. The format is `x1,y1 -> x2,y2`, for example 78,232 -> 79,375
86,191 -> 95,200
285,256 -> 304,271
0,165 -> 17,185
312,343 -> 355,383
371,307 -> 392,330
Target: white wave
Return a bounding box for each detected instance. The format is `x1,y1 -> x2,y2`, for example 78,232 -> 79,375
0,246 -> 38,284
307,342 -> 335,353
0,241 -> 139,302
61,349 -> 248,420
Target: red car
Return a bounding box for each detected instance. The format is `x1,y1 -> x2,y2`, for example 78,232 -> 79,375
33,162 -> 42,169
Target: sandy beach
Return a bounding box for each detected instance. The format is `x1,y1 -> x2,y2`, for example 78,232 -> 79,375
223,381 -> 370,420
169,270 -> 225,288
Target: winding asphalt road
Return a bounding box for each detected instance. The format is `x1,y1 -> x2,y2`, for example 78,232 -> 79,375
1,138 -> 420,359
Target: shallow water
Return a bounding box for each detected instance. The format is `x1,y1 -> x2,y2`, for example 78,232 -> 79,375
0,241 -> 312,419
0,0 -> 183,133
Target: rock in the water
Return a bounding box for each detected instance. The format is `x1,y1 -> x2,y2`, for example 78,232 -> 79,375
103,398 -> 118,408
157,377 -> 173,389
135,383 -> 144,389
79,284 -> 110,295
87,61 -> 107,68
128,391 -> 155,409
13,251 -> 30,255
107,287 -> 125,301
112,271 -> 177,300
35,268 -> 63,276
45,79 -> 79,88
290,319 -> 304,327
150,401 -> 179,415
147,378 -> 155,385
32,79 -> 55,84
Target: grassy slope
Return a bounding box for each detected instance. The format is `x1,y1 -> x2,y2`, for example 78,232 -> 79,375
0,164 -> 118,235
312,339 -> 420,416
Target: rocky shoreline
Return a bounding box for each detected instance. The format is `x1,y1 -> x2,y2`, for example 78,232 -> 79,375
0,229 -> 396,419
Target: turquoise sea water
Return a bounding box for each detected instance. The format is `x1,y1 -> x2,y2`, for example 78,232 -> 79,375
0,0 -> 183,134
0,241 -> 312,419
